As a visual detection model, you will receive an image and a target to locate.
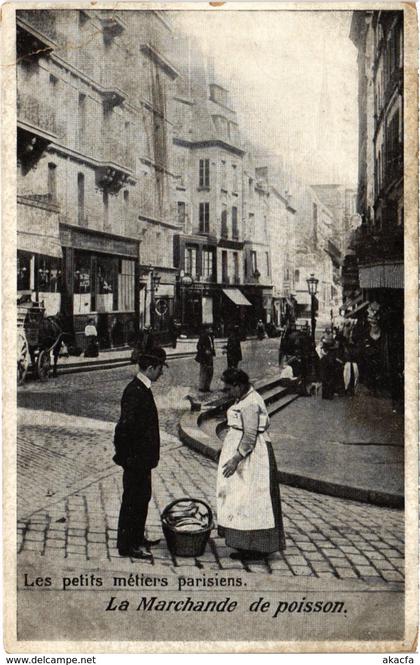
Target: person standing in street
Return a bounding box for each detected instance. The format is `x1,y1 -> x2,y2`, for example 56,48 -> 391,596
113,348 -> 168,559
84,318 -> 99,358
225,325 -> 242,369
256,319 -> 266,340
168,316 -> 179,349
217,368 -> 286,561
195,325 -> 216,392
319,339 -> 338,400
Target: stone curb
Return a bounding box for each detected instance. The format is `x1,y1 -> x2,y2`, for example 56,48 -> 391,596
178,387 -> 404,510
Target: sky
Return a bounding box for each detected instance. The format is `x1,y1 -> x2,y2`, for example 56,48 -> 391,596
173,10 -> 359,189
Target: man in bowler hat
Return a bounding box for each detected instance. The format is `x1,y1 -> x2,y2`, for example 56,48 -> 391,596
113,347 -> 168,559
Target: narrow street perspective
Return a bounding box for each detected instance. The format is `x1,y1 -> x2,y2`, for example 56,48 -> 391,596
10,4 -> 409,649
18,340 -> 404,585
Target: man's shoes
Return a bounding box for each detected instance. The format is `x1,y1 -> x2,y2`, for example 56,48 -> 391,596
142,538 -> 161,548
118,547 -> 153,560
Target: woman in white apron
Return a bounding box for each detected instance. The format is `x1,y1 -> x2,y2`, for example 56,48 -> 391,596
217,368 -> 286,561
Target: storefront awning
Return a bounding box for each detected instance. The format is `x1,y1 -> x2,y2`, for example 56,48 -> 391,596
359,262 -> 404,289
222,288 -> 252,306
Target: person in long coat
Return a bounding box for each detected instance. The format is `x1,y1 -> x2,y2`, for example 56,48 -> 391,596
195,326 -> 216,392
226,325 -> 242,369
113,348 -> 167,559
217,368 -> 286,561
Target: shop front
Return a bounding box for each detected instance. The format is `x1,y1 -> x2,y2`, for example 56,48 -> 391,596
17,197 -> 63,316
60,224 -> 139,351
241,285 -> 273,334
141,267 -> 177,345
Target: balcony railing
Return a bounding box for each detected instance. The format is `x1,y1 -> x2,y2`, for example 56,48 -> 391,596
17,93 -> 57,137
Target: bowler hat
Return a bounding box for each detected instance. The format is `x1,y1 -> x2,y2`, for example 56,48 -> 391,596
138,347 -> 168,367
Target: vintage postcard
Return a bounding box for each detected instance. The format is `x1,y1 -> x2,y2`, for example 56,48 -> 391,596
2,1 -> 418,653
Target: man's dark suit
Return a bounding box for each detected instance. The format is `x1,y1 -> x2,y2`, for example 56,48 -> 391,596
113,376 -> 160,554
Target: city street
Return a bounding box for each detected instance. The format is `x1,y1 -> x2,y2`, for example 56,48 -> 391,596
17,340 -> 404,586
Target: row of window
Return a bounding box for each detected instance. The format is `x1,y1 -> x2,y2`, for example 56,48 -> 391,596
178,201 -> 240,238
198,159 -> 239,192
374,21 -> 403,116
375,107 -> 402,197
183,246 -> 271,283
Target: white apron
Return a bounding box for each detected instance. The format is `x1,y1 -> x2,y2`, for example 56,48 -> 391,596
217,390 -> 275,531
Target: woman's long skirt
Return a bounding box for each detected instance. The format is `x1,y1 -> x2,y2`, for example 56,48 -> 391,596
218,434 -> 286,554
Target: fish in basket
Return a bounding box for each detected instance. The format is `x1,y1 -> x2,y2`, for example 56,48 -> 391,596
161,498 -> 213,557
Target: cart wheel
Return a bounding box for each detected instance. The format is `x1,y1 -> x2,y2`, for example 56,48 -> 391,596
17,333 -> 29,386
37,350 -> 51,382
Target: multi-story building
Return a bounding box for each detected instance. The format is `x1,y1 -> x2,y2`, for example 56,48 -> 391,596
17,9 -> 180,349
348,10 -> 404,396
291,182 -> 341,327
172,44 -> 252,334
248,166 -> 296,328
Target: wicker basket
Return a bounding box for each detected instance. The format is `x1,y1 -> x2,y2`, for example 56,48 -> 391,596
161,498 -> 213,558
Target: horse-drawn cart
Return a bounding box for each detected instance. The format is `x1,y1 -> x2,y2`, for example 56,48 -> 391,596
17,297 -> 64,385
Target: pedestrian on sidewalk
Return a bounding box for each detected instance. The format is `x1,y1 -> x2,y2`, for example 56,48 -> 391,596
195,325 -> 216,392
217,368 -> 286,561
168,316 -> 179,349
343,341 -> 360,396
84,318 -> 99,358
256,319 -> 266,340
224,325 -> 242,369
319,339 -> 338,400
113,347 -> 168,560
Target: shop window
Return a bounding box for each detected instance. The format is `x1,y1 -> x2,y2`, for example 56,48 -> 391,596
96,256 -> 117,312
37,255 -> 62,293
118,259 -> 135,312
74,251 -> 91,314
17,251 -> 31,291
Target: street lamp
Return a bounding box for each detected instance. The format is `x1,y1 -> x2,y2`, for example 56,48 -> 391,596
149,267 -> 161,330
306,273 -> 319,343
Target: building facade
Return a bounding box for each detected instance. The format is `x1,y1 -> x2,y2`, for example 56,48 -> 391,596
348,10 -> 404,401
17,9 -> 181,349
16,9 -> 350,346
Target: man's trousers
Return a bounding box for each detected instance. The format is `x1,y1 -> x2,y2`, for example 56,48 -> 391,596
117,467 -> 152,553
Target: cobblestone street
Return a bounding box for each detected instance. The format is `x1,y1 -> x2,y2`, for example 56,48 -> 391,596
17,341 -> 404,587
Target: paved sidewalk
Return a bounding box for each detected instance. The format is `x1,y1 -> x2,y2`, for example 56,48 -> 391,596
17,408 -> 404,585
269,387 -> 403,505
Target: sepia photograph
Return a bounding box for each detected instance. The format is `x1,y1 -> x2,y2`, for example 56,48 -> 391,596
2,2 -> 418,652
